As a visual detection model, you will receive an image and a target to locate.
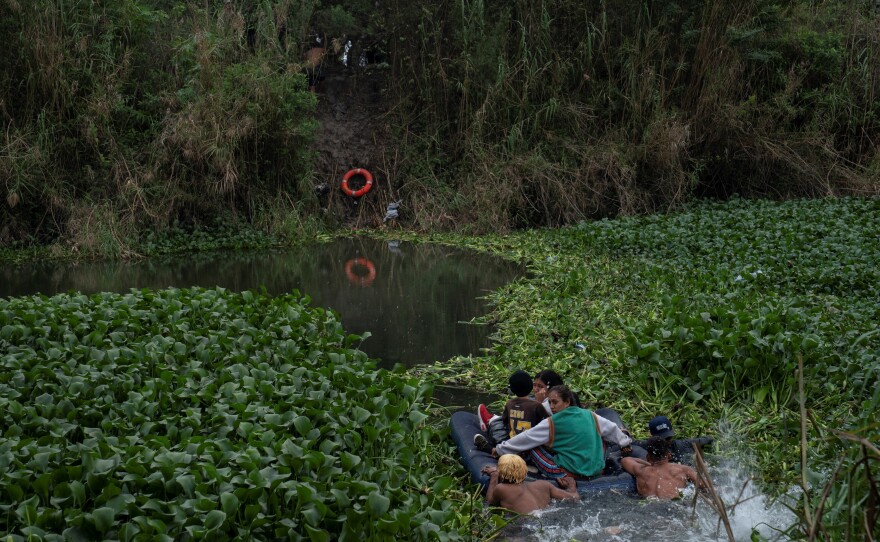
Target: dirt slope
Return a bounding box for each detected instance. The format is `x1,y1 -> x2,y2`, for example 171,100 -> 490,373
312,63 -> 396,228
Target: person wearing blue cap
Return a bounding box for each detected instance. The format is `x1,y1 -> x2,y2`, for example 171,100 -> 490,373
640,415 -> 713,464
649,415 -> 675,438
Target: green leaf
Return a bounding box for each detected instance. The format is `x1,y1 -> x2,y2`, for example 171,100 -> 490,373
220,492 -> 240,517
176,474 -> 195,496
754,385 -> 770,403
408,411 -> 428,426
367,491 -> 390,516
292,416 -> 312,436
93,506 -> 116,533
304,524 -> 330,542
204,509 -> 226,531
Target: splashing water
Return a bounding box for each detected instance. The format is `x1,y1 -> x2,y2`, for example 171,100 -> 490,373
497,434 -> 797,541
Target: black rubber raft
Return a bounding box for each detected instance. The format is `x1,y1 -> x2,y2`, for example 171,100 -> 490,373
450,410 -> 714,495
450,410 -> 636,494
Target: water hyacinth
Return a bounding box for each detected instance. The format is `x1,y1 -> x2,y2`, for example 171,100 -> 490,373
0,287 -> 467,541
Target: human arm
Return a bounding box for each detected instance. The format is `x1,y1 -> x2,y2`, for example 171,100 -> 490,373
682,464 -> 704,488
482,465 -> 502,505
549,476 -> 580,502
620,457 -> 648,477
595,413 -> 633,447
495,418 -> 552,455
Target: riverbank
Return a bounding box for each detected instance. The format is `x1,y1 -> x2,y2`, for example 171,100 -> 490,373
412,196 -> 879,538
2,197 -> 877,539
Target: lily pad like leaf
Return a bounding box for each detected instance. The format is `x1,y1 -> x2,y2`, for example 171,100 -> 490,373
93,506 -> 116,533
204,509 -> 226,531
367,491 -> 390,516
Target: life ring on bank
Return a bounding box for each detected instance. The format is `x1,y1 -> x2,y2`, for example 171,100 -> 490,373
340,168 -> 374,197
345,257 -> 377,287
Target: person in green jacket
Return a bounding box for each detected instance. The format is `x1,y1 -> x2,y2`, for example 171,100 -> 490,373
492,385 -> 632,480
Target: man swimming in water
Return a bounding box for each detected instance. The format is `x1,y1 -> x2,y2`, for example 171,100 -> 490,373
482,454 -> 580,514
621,436 -> 703,499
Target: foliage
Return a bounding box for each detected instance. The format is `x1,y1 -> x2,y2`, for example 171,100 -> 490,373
0,287 -> 471,540
0,0 -> 323,253
384,0 -> 880,232
418,197 -> 879,537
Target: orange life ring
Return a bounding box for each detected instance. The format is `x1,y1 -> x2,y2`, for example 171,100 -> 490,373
345,257 -> 377,287
340,168 -> 374,197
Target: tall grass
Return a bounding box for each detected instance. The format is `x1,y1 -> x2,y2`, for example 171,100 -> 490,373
387,0 -> 880,232
0,0 -> 322,253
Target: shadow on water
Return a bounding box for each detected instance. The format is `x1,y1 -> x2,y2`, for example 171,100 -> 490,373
0,238 -> 524,371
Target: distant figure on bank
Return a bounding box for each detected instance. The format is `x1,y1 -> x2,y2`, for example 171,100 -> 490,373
482,454 -> 580,514
621,436 -> 703,499
304,38 -> 326,93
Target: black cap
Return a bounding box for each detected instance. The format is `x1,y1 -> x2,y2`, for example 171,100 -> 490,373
648,415 -> 675,438
508,370 -> 533,397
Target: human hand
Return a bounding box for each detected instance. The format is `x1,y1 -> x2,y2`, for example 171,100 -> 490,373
557,476 -> 576,490
482,465 -> 498,476
620,445 -> 633,456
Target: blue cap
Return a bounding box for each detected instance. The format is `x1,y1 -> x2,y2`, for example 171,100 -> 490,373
648,416 -> 675,438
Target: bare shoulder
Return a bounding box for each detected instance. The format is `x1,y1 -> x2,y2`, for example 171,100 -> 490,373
621,457 -> 647,473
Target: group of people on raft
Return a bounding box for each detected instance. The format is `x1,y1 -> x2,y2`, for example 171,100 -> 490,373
472,369 -> 706,514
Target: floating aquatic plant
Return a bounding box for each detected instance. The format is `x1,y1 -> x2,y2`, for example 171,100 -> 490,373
0,287 -> 467,540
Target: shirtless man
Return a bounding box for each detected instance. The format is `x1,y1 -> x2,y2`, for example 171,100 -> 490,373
482,454 -> 580,514
621,436 -> 703,499
303,40 -> 326,93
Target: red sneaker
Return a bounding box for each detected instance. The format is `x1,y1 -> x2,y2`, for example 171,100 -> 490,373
477,404 -> 493,432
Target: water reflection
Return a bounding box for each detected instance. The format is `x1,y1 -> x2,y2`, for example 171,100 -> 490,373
0,238 -> 523,368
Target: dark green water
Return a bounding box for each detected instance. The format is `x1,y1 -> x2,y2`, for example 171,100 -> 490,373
0,238 -> 523,370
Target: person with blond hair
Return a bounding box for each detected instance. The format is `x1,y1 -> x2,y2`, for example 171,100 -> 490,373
481,454 -> 580,514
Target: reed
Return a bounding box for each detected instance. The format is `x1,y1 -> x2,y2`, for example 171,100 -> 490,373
387,0 -> 880,233
1,0 -> 322,253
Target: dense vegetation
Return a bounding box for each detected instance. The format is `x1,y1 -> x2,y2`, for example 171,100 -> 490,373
0,287 -> 476,540
425,196 -> 879,539
393,0 -> 880,230
2,1 -> 880,253
2,0 -> 878,537
1,198 -> 877,539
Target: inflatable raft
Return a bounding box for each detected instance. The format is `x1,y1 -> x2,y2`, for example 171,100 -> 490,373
449,410 -> 637,494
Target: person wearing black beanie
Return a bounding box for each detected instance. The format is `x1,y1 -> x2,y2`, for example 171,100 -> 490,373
474,369 -> 549,454
508,370 -> 533,397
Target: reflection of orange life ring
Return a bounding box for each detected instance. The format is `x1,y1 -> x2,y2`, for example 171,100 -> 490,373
345,257 -> 376,287
340,168 -> 374,197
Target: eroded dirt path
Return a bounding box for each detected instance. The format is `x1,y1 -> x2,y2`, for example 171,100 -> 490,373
312,64 -> 395,227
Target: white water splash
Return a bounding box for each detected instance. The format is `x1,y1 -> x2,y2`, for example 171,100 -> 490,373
500,430 -> 798,541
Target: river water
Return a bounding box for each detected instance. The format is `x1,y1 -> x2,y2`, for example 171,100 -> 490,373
0,237 -> 523,369
1,238 -> 796,539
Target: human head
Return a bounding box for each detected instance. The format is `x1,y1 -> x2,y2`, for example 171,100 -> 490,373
508,370 -> 533,398
533,370 -> 564,402
648,415 -> 675,439
547,385 -> 575,413
497,454 -> 527,484
645,436 -> 671,462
